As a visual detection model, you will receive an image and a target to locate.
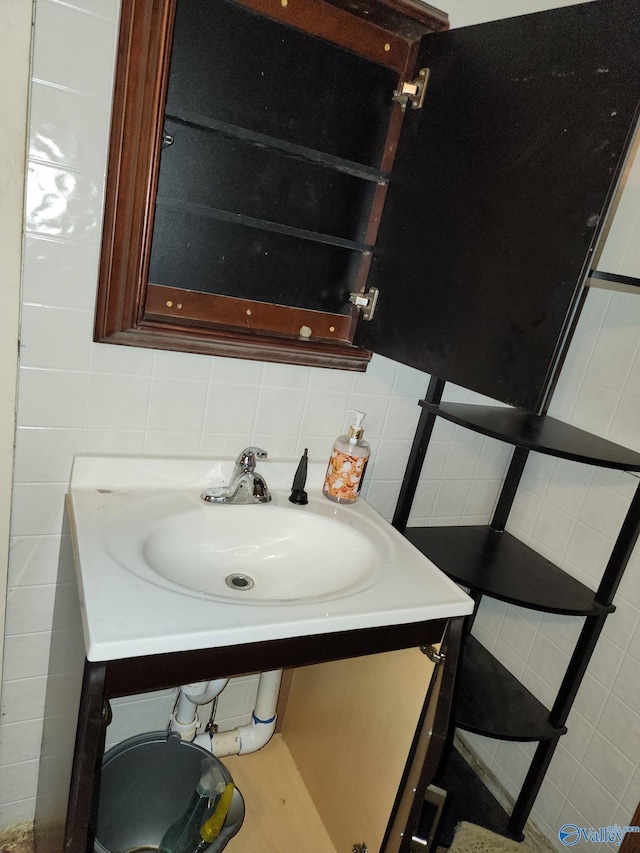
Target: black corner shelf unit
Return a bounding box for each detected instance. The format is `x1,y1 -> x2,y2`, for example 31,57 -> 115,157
395,376 -> 640,839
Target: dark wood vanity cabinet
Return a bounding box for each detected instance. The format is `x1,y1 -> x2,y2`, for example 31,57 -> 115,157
64,618 -> 461,853
97,0 -> 640,412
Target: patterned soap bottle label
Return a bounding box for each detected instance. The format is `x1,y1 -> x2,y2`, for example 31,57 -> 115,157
324,449 -> 368,501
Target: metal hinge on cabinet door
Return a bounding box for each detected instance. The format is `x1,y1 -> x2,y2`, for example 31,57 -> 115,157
420,645 -> 445,665
392,68 -> 430,110
349,287 -> 379,321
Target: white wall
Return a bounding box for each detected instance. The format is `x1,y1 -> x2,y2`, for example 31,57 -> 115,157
0,0 -> 639,849
0,0 -> 32,713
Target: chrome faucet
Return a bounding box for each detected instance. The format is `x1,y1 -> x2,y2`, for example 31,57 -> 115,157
201,447 -> 271,504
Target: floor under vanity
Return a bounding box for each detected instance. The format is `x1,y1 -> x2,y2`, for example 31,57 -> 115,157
224,736 -> 336,852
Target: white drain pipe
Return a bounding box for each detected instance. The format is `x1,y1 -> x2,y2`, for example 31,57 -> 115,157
170,670 -> 282,756
170,678 -> 230,741
199,669 -> 282,757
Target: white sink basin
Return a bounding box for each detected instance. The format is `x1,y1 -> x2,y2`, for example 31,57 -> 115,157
69,456 -> 473,661
105,494 -> 387,604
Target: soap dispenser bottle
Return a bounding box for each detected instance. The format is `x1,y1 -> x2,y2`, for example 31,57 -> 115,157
323,410 -> 370,504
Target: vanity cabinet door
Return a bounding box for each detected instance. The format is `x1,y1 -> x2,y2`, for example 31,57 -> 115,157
223,640 -> 449,852
359,0 -> 640,413
281,620 -> 461,853
282,649 -> 436,852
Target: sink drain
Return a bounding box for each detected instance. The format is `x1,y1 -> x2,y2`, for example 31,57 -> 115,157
225,573 -> 255,591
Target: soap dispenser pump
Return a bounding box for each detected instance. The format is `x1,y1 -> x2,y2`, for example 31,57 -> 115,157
322,410 -> 370,504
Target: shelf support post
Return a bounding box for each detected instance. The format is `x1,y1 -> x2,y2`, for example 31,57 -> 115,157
393,377 -> 446,533
506,735 -> 562,839
596,479 -> 640,606
547,480 -> 640,730
509,480 -> 640,837
491,446 -> 529,532
550,613 -> 606,729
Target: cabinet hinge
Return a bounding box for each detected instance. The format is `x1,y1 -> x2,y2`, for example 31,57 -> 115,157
352,845 -> 368,853
421,645 -> 445,665
392,68 -> 430,110
349,286 -> 379,321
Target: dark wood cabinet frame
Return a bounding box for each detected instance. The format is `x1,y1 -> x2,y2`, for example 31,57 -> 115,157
95,0 -> 448,371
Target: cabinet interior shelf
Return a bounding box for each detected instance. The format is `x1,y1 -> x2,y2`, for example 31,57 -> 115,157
421,401 -> 640,471
404,525 -> 613,616
164,110 -> 390,184
455,636 -> 566,742
155,197 -> 373,253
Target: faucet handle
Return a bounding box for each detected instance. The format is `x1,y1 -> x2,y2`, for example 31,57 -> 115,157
235,447 -> 268,470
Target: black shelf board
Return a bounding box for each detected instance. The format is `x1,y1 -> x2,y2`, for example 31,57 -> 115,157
165,111 -> 389,184
590,270 -> 640,289
420,401 -> 640,471
404,525 -> 613,616
455,636 -> 566,742
155,197 -> 372,253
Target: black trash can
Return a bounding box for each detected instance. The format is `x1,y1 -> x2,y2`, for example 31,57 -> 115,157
95,731 -> 244,853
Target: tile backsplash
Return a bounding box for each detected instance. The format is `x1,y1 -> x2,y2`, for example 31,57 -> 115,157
1,0 -> 639,848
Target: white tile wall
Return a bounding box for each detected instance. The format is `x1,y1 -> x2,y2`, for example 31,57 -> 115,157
1,0 -> 639,847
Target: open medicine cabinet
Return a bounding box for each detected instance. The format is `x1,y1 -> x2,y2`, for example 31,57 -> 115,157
96,0 -> 640,412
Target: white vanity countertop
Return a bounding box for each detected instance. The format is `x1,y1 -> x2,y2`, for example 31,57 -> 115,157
69,455 -> 473,662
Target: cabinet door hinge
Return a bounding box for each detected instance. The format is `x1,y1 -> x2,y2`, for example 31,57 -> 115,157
420,645 -> 445,665
392,68 -> 430,110
349,286 -> 379,321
